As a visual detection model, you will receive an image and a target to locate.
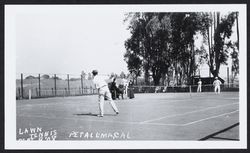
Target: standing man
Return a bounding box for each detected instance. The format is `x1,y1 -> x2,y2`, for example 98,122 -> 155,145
122,78 -> 128,98
197,79 -> 202,92
213,77 -> 222,94
127,80 -> 135,99
92,70 -> 119,117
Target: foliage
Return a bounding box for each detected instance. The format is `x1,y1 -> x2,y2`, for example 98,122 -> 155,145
124,12 -> 238,85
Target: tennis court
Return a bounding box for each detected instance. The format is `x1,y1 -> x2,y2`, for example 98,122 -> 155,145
16,92 -> 239,141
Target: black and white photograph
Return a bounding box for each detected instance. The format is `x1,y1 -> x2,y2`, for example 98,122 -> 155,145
4,4 -> 247,149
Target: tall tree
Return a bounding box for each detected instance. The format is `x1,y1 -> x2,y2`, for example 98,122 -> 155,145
212,12 -> 236,77
199,12 -> 237,78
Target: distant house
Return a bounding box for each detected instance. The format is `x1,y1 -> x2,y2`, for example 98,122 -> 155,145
25,75 -> 37,80
41,74 -> 50,79
69,78 -> 81,81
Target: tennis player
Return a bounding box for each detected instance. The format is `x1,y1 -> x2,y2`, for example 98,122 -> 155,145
213,77 -> 222,94
197,79 -> 202,92
92,70 -> 119,117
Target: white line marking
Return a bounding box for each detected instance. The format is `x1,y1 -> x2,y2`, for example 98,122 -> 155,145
140,103 -> 239,124
17,114 -> 183,126
224,98 -> 239,100
183,110 -> 239,126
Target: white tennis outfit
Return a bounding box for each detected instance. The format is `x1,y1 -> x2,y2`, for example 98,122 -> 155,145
197,80 -> 202,92
213,79 -> 222,94
93,75 -> 119,116
122,78 -> 128,98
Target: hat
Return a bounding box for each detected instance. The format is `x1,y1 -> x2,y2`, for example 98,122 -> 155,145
215,77 -> 218,79
92,70 -> 98,75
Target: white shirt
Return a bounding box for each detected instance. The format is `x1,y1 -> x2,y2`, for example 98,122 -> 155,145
213,80 -> 221,86
198,81 -> 202,86
93,75 -> 113,89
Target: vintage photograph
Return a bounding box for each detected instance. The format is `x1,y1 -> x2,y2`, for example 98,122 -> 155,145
5,4 -> 247,149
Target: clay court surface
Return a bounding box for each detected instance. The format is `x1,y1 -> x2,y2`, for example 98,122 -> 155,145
16,92 -> 239,141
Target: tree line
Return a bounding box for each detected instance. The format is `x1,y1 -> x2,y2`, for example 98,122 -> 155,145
124,12 -> 239,86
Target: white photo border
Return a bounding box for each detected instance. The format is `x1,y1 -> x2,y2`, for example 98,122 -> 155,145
5,4 -> 247,149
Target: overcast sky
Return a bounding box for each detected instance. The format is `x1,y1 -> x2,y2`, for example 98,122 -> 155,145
14,6 -> 131,77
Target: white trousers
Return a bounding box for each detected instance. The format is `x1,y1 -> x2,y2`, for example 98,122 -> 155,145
98,86 -> 119,115
214,85 -> 221,94
197,85 -> 202,92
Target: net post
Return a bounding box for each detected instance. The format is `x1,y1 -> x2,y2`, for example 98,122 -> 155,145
67,74 -> 70,96
21,73 -> 24,99
189,85 -> 192,98
38,74 -> 41,97
29,89 -> 31,100
54,74 -> 57,96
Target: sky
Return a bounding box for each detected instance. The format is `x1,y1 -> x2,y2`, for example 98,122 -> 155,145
8,5 -> 240,79
14,6 -> 131,77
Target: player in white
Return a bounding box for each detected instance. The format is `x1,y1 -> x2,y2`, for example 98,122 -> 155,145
213,77 -> 222,94
197,79 -> 202,92
122,78 -> 128,98
92,70 -> 119,117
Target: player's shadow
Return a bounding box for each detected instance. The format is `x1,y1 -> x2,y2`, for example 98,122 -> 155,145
74,112 -> 97,116
74,113 -> 117,117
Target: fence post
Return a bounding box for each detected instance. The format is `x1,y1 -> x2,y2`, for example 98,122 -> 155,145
227,67 -> 230,88
21,73 -> 24,99
81,75 -> 83,95
65,88 -> 67,96
52,88 -> 54,96
67,74 -> 70,96
29,89 -> 31,100
54,74 -> 57,96
36,88 -> 38,97
18,87 -> 21,100
38,74 -> 41,97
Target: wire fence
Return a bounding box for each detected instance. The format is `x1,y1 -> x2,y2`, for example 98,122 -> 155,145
133,83 -> 239,93
16,73 -> 97,100
16,73 -> 239,100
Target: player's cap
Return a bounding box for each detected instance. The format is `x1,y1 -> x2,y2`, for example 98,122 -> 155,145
92,70 -> 98,75
215,77 -> 218,79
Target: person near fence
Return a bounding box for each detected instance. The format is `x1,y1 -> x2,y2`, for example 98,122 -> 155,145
127,80 -> 135,99
197,79 -> 202,92
110,77 -> 119,100
122,78 -> 128,98
92,70 -> 119,117
213,77 -> 222,94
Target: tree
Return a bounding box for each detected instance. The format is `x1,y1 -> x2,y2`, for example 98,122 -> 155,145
145,13 -> 172,85
52,76 -> 61,80
119,71 -> 126,79
231,12 -> 239,83
124,49 -> 142,84
25,75 -> 36,79
212,12 -> 236,77
230,44 -> 239,83
124,12 -> 173,85
169,12 -> 207,84
124,12 -> 237,86
198,12 -> 237,78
